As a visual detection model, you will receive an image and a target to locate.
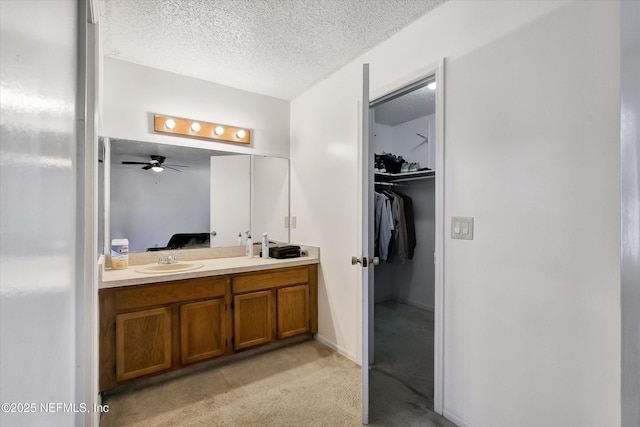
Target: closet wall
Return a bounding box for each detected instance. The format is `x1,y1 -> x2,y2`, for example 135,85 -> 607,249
373,114 -> 436,311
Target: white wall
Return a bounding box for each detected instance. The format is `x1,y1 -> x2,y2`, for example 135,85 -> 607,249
0,1 -> 85,425
110,165 -> 210,252
290,1 -> 620,426
103,57 -> 290,158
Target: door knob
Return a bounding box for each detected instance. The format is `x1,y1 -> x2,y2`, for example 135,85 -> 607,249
210,231 -> 217,236
352,256 -> 379,267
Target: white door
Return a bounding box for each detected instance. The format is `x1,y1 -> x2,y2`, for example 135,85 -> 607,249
358,63 -> 376,424
210,155 -> 250,247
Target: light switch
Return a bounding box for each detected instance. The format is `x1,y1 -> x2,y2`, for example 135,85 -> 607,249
291,216 -> 297,229
285,216 -> 290,228
451,217 -> 474,240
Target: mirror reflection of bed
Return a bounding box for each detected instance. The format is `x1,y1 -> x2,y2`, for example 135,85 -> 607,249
101,137 -> 290,254
146,233 -> 210,252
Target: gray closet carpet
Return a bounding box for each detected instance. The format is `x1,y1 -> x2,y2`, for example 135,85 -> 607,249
370,301 -> 454,426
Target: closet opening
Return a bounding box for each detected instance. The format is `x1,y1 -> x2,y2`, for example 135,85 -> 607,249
368,75 -> 438,423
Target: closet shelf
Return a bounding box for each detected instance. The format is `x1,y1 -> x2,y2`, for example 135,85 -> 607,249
375,169 -> 435,183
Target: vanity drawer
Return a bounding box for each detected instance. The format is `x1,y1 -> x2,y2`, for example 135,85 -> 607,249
232,266 -> 309,294
115,277 -> 227,311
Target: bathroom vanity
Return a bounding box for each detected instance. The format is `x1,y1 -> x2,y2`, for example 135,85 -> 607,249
99,249 -> 319,392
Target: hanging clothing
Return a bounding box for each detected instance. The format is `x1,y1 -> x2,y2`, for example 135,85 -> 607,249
381,190 -> 405,263
374,192 -> 393,262
374,189 -> 416,263
396,192 -> 416,260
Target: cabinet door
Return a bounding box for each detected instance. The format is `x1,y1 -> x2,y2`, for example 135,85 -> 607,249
116,307 -> 172,381
277,284 -> 310,339
180,298 -> 226,364
233,290 -> 273,350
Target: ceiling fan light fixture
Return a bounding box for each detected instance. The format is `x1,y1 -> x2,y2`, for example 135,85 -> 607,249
151,165 -> 164,172
165,119 -> 176,130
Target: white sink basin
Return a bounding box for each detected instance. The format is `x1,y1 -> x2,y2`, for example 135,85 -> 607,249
135,262 -> 204,274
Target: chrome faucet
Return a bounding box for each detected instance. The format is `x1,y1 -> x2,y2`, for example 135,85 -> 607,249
158,254 -> 179,265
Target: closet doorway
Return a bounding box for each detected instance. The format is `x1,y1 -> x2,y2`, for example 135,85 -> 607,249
361,64 -> 444,424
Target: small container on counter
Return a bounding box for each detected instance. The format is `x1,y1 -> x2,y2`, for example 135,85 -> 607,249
245,233 -> 253,258
261,232 -> 269,259
111,238 -> 129,269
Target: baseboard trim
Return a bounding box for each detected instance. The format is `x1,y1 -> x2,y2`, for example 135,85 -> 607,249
314,333 -> 358,364
443,407 -> 472,427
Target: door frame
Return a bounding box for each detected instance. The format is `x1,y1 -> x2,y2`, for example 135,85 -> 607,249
362,59 -> 445,418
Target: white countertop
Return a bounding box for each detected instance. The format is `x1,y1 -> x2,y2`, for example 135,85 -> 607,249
100,247 -> 319,289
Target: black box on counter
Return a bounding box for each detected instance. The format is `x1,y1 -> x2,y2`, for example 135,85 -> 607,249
266,245 -> 301,259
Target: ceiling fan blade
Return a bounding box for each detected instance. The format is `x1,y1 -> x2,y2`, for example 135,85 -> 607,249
163,166 -> 183,172
122,161 -> 150,165
142,165 -> 152,170
164,163 -> 189,168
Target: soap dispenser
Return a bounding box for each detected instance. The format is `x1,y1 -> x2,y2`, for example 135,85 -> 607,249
261,232 -> 269,259
245,233 -> 253,258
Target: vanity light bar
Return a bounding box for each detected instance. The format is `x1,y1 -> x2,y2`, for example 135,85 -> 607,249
153,115 -> 251,145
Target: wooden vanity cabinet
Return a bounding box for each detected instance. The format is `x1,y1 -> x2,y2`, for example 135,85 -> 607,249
116,307 -> 172,381
232,265 -> 317,350
100,276 -> 230,391
180,298 -> 227,364
277,284 -> 310,339
100,264 -> 318,392
233,290 -> 274,350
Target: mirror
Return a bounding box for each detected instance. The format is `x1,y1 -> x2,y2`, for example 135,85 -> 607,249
103,137 -> 289,253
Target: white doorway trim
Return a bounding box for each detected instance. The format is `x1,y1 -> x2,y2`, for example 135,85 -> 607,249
368,59 -> 446,415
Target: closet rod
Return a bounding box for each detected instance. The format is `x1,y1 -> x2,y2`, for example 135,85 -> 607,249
395,175 -> 435,183
374,181 -> 404,187
378,175 -> 435,184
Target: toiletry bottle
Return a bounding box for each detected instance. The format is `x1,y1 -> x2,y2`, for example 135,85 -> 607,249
111,238 -> 129,269
246,233 -> 253,258
261,232 -> 269,259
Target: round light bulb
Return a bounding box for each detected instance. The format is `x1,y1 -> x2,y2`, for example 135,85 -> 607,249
165,119 -> 176,130
214,126 -> 224,135
190,122 -> 201,132
427,82 -> 436,90
236,129 -> 246,139
151,166 -> 164,172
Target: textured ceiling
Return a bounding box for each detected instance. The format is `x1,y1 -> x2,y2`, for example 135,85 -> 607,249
374,86 -> 436,126
99,0 -> 446,100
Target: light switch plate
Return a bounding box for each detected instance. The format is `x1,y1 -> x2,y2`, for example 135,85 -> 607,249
291,216 -> 297,229
451,217 -> 474,240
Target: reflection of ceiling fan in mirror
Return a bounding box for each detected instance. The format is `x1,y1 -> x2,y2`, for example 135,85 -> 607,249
121,155 -> 188,172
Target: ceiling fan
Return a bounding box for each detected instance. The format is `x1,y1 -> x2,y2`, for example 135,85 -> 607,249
121,155 -> 188,172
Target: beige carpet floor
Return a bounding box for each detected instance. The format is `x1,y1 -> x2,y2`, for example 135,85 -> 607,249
101,339 -> 361,426
101,332 -> 456,426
